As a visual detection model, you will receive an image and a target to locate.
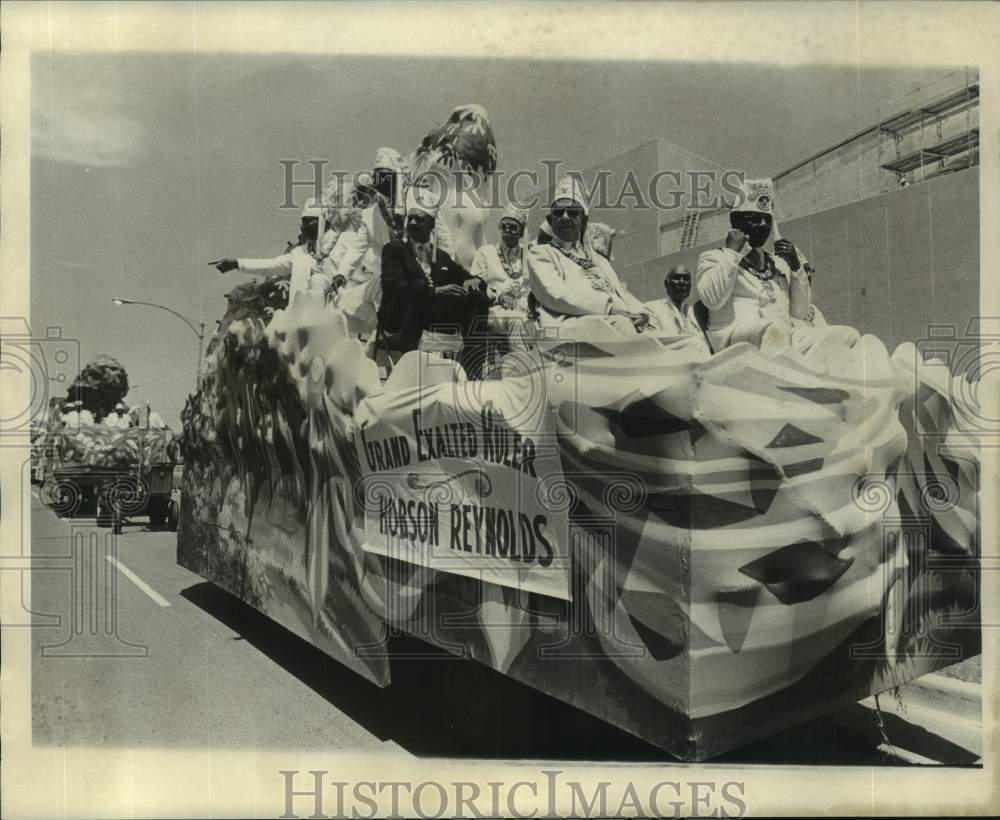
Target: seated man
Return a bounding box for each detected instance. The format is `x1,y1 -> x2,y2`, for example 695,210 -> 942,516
645,265 -> 705,339
698,179 -> 862,356
470,204 -> 532,350
378,187 -> 490,378
103,402 -> 129,428
210,198 -> 336,299
59,401 -> 79,429
527,176 -> 657,336
72,401 -> 94,427
324,150 -> 454,314
697,179 -> 813,354
325,150 -> 403,289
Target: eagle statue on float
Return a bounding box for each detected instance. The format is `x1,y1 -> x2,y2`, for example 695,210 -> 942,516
405,104 -> 497,269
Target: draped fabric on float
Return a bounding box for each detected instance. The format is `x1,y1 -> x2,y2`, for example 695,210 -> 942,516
177,286 -> 979,758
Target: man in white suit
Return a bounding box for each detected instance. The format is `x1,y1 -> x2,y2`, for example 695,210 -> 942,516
210,197 -> 336,298
697,179 -> 858,355
528,176 -> 657,337
696,179 -> 811,354
645,266 -> 706,340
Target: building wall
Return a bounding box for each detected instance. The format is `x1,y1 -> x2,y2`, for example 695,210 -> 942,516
635,167 -> 979,352
773,68 -> 978,221
775,129 -> 888,220
526,138 -> 729,271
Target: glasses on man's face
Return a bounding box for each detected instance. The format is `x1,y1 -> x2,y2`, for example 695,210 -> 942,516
551,207 -> 583,220
499,221 -> 521,233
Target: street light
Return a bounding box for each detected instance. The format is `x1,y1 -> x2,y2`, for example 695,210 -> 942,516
111,297 -> 207,381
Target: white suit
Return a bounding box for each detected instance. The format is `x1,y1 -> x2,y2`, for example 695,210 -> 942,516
644,298 -> 703,338
697,247 -> 810,352
237,231 -> 338,298
527,241 -> 657,336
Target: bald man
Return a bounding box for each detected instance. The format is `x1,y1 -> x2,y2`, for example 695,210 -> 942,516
645,265 -> 703,338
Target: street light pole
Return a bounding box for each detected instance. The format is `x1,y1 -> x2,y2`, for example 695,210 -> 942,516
111,297 -> 207,383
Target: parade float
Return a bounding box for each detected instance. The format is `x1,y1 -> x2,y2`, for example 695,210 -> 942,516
38,356 -> 180,532
177,107 -> 980,760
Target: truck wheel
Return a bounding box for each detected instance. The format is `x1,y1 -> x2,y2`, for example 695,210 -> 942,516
166,499 -> 179,532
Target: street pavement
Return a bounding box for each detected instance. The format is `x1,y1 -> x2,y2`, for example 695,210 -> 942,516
29,491 -> 399,752
27,492 -> 897,763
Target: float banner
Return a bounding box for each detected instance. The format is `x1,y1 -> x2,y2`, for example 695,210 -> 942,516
355,375 -> 571,601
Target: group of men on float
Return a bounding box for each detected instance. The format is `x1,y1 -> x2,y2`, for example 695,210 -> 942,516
57,400 -> 167,430
213,150 -> 859,378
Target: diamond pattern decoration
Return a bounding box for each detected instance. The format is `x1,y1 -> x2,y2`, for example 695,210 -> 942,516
766,423 -> 824,448
737,540 -> 855,604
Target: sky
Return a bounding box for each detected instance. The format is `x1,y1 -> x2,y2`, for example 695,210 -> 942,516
30,51 -> 961,425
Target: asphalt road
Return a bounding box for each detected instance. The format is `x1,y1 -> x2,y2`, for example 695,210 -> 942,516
27,493 -> 922,764
29,492 -> 398,752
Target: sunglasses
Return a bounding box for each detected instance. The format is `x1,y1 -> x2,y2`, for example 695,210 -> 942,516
499,222 -> 522,232
551,207 -> 583,219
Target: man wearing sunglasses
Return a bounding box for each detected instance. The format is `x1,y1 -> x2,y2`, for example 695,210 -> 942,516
697,178 -> 858,355
527,176 -> 657,336
470,204 -> 532,350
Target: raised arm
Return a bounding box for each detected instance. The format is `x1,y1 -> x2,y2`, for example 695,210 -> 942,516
786,264 -> 811,320
773,239 -> 812,320
236,253 -> 295,278
696,247 -> 742,309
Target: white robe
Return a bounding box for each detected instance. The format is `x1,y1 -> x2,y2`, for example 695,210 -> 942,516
696,246 -> 810,352
471,242 -> 531,347
527,241 -> 658,336
644,298 -> 702,338
238,235 -> 338,298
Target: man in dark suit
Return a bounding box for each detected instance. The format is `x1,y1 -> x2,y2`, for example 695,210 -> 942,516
379,187 -> 491,378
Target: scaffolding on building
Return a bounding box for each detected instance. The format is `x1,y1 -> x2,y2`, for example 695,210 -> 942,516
876,68 -> 979,192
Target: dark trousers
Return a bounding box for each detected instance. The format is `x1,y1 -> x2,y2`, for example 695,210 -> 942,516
380,283 -> 490,378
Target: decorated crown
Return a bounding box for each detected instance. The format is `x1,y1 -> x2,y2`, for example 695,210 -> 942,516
551,175 -> 590,215
501,203 -> 529,227
732,178 -> 774,215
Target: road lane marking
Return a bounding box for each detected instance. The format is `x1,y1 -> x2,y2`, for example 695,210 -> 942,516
105,556 -> 172,607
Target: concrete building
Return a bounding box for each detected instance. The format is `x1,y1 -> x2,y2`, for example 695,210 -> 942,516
606,67 -> 980,357
656,67 -> 979,256
623,166 -> 979,356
